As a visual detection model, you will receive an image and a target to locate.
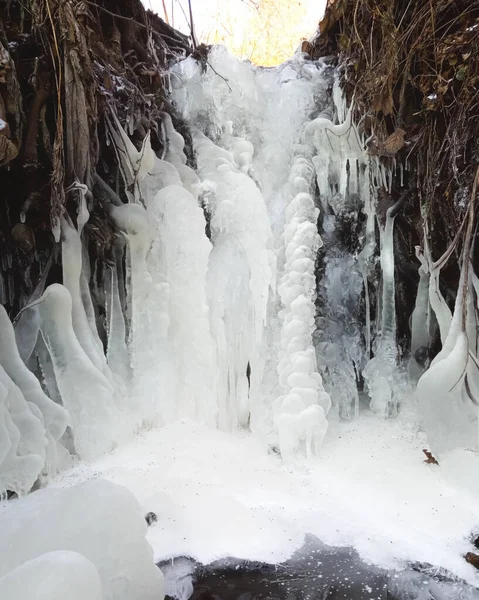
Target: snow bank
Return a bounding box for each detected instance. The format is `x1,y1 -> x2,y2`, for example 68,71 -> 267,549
52,419 -> 479,586
0,479 -> 164,600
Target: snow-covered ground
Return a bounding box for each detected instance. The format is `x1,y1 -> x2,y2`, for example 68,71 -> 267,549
48,410 -> 479,586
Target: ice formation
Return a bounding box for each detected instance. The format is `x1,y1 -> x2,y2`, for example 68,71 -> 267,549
273,144 -> 330,459
193,129 -> 275,430
305,104 -> 368,420
0,551 -> 103,600
362,200 -> 402,418
0,479 -> 164,600
0,306 -> 69,491
2,44 -> 473,472
417,263 -> 479,457
2,41 -> 479,596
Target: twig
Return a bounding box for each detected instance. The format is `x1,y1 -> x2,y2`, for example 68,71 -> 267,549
161,0 -> 169,24
187,0 -> 197,49
206,60 -> 232,92
82,0 -> 190,49
462,166 -> 479,332
353,0 -> 369,68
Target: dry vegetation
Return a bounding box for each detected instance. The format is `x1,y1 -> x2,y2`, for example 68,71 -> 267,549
310,0 -> 479,350
312,0 -> 479,244
0,0 -> 193,314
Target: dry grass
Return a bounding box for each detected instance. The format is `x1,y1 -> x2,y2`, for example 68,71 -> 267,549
312,0 -> 479,258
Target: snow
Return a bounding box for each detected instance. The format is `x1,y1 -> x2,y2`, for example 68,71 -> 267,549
49,416 -> 479,586
0,479 -> 164,600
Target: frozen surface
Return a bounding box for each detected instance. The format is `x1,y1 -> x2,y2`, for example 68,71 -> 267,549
0,479 -> 164,600
0,551 -> 103,600
52,418 -> 479,586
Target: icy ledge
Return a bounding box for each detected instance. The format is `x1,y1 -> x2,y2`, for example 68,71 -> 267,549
0,479 -> 164,600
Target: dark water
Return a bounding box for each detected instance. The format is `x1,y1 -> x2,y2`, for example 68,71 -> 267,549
159,536 -> 479,600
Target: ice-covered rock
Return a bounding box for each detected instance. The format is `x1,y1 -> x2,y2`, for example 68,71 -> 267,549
0,479 -> 164,600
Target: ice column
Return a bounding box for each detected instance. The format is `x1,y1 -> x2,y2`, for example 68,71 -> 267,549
193,129 -> 275,430
273,144 -> 331,461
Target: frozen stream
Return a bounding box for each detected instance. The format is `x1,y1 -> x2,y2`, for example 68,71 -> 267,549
1,48 -> 479,599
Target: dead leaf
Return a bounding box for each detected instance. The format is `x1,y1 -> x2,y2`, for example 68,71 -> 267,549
423,449 -> 439,465
11,223 -> 35,253
0,134 -> 18,166
384,128 -> 406,154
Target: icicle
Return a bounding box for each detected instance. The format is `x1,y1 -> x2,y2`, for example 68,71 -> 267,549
422,240 -> 453,345
107,112 -> 156,203
193,129 -> 274,429
105,262 -> 130,384
363,200 -> 401,418
150,185 -> 217,425
66,181 -> 90,234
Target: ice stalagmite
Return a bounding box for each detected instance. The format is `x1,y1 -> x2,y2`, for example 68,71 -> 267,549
417,264 -> 478,457
26,284 -> 122,460
273,144 -> 330,461
0,479 -> 165,600
0,306 -> 69,479
0,552 -> 103,600
0,367 -> 45,496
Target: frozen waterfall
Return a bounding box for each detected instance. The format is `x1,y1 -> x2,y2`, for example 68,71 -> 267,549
1,45 -> 478,502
